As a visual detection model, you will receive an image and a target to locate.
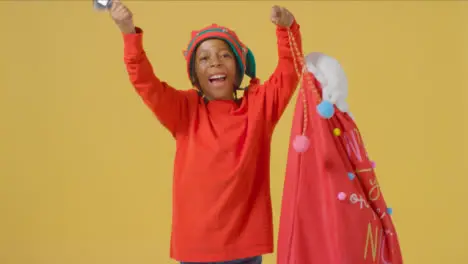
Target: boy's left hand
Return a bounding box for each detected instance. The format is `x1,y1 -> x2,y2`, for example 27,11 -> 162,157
270,6 -> 294,28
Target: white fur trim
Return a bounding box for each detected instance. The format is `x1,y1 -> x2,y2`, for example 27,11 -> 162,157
304,52 -> 349,112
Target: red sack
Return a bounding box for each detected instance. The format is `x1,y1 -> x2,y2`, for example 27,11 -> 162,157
277,69 -> 403,264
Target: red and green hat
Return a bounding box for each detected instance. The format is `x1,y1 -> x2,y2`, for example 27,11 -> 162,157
183,24 -> 256,86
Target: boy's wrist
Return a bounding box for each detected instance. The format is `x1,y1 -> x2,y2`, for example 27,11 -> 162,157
277,18 -> 298,32
118,23 -> 136,34
287,18 -> 297,28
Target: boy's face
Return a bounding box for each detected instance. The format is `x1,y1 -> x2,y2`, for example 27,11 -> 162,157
194,39 -> 238,100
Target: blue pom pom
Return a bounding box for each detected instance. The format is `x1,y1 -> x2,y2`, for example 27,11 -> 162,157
387,207 -> 393,215
317,101 -> 335,119
347,172 -> 355,180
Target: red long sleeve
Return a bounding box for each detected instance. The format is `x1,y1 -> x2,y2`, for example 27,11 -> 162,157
122,28 -> 194,137
253,20 -> 302,126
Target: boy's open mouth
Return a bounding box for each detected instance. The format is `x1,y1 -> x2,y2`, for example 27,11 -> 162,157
209,74 -> 227,86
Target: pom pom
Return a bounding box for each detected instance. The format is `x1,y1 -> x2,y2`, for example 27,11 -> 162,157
317,100 -> 335,119
337,192 -> 347,201
371,161 -> 376,168
387,207 -> 393,215
347,172 -> 355,180
333,128 -> 341,136
293,135 -> 310,153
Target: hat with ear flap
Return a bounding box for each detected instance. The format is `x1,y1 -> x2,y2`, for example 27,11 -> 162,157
182,24 -> 256,88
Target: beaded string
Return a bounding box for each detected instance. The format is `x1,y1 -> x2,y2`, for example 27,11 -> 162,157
287,29 -> 322,136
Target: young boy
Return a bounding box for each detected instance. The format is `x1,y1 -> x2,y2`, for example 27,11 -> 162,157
108,1 -> 302,263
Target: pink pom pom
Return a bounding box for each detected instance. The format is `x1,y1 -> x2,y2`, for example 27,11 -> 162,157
293,135 -> 310,153
337,192 -> 347,201
371,161 -> 376,168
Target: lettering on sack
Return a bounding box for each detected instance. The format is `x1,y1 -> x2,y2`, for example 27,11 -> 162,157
368,178 -> 381,201
349,193 -> 369,209
343,128 -> 366,162
364,222 -> 392,263
371,208 -> 387,221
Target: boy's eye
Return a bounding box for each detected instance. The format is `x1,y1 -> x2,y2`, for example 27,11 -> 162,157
199,56 -> 208,61
222,53 -> 231,58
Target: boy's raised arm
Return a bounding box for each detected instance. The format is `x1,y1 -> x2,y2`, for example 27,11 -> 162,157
123,29 -> 190,136
258,7 -> 303,126
111,1 -> 190,137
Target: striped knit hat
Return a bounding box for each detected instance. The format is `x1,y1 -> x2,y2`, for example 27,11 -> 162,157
183,24 -> 256,87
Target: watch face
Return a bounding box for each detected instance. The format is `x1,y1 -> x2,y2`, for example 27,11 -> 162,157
94,0 -> 112,10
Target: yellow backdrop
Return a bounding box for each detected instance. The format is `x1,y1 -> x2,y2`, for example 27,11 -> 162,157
1,1 -> 467,264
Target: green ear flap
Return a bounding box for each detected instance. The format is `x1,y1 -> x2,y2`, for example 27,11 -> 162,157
245,48 -> 256,79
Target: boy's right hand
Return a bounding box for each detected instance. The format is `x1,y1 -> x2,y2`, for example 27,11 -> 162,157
109,0 -> 136,34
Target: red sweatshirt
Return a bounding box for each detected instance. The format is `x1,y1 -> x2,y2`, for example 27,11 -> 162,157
122,21 -> 302,262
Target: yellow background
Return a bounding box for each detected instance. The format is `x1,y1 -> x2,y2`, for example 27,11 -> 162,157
1,1 -> 467,263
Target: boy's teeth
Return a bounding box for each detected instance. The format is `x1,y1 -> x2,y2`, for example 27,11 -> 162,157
210,75 -> 226,80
